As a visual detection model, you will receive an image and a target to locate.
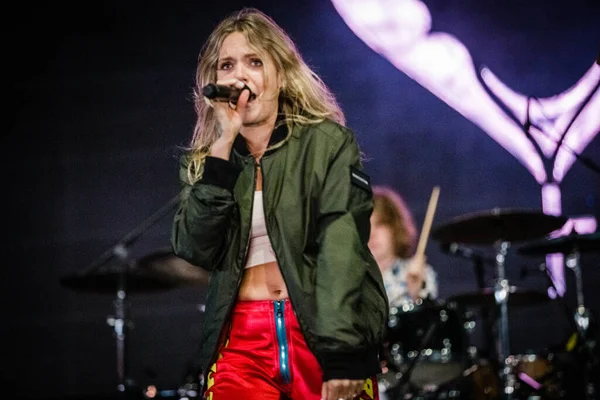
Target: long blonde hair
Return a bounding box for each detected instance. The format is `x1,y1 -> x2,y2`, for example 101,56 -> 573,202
185,7 -> 345,182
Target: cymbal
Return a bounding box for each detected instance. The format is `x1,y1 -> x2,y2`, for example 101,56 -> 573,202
136,248 -> 210,288
447,287 -> 550,308
518,232 -> 600,256
60,264 -> 175,294
431,208 -> 567,245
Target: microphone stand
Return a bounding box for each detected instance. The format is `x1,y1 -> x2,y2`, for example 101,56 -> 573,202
77,193 -> 181,396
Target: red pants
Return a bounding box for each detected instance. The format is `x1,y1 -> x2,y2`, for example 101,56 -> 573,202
204,299 -> 379,400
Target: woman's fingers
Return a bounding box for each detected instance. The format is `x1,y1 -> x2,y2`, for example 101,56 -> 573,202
321,379 -> 365,400
211,83 -> 251,138
215,79 -> 245,88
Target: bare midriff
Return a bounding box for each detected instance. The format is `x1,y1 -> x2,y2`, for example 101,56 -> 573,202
238,261 -> 289,300
237,161 -> 289,301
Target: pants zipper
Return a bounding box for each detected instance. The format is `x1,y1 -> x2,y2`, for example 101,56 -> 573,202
274,299 -> 291,384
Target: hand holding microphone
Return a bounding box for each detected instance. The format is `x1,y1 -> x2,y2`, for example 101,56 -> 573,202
202,82 -> 256,104
206,80 -> 253,160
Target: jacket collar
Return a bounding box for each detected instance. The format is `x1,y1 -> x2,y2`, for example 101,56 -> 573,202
232,117 -> 289,158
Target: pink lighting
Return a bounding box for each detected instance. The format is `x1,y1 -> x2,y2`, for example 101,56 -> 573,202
331,0 -> 599,295
480,66 -> 600,183
542,183 -> 562,217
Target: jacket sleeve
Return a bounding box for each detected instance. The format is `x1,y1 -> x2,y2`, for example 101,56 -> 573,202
171,154 -> 242,271
314,128 -> 388,381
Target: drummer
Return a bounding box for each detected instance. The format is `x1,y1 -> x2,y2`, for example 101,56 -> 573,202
368,185 -> 438,306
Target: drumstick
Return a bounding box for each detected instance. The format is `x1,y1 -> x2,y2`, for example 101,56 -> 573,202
415,186 -> 440,257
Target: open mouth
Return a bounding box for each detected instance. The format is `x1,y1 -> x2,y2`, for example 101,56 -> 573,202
241,84 -> 257,102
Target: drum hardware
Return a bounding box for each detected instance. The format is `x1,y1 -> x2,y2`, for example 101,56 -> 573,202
493,240 -> 517,400
518,232 -> 600,399
517,232 -> 600,256
382,301 -> 470,399
441,241 -> 499,364
59,194 -> 184,396
461,310 -> 477,336
136,248 -> 210,288
567,251 -> 591,337
60,262 -> 160,396
431,208 -> 567,247
462,359 -> 501,400
512,260 -> 598,399
136,304 -> 205,400
142,374 -> 201,400
60,252 -> 207,396
394,313 -> 441,392
518,232 -> 599,340
432,208 -> 568,400
446,287 -> 550,309
508,352 -> 564,399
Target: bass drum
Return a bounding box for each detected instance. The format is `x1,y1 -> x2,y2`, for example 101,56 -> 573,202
379,299 -> 471,398
509,352 -> 565,399
379,357 -> 500,400
449,352 -> 567,400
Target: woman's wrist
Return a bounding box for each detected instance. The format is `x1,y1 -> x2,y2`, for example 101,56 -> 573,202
210,135 -> 235,160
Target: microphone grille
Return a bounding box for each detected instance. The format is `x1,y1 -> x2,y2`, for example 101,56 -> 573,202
202,83 -> 218,99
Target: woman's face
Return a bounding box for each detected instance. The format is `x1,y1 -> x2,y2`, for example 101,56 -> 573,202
369,212 -> 396,270
217,31 -> 280,128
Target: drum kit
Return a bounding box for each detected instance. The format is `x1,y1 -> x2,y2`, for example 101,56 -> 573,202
59,202 -> 599,400
378,208 -> 600,400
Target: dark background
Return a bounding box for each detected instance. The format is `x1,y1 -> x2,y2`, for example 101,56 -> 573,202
3,0 -> 599,399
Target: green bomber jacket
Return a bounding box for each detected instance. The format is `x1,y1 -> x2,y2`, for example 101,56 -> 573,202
171,118 -> 389,382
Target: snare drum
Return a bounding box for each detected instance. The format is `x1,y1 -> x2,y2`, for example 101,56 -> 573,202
381,300 -> 469,392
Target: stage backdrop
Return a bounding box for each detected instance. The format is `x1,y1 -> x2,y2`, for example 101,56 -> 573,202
3,0 -> 598,398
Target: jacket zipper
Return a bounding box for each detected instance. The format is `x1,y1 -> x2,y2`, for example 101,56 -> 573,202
274,299 -> 291,384
241,159 -> 258,278
260,158 -> 296,384
259,157 -> 290,293
207,157 -> 256,374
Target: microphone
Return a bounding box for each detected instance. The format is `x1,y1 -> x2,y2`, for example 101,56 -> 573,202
201,83 -> 256,104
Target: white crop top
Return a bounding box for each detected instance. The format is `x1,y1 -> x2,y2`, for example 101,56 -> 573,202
245,191 -> 277,268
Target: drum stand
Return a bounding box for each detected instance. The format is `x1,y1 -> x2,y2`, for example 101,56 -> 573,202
472,254 -> 496,362
493,240 -> 516,400
397,320 -> 439,383
565,249 -> 597,399
107,245 -> 134,396
79,194 -> 181,397
524,249 -> 598,399
393,318 -> 442,398
567,250 -> 591,338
